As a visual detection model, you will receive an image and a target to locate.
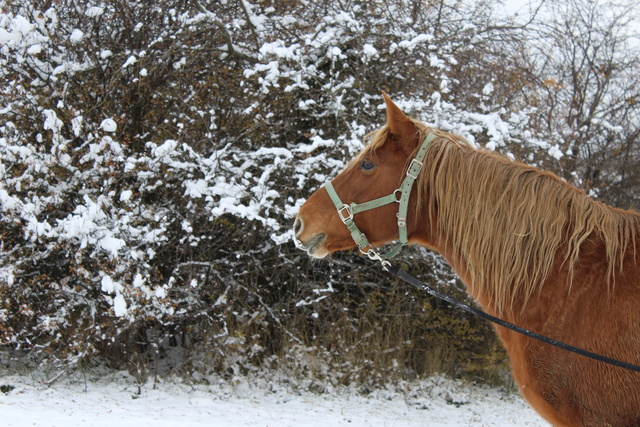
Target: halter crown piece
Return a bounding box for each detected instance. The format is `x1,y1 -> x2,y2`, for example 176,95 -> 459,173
324,133 -> 436,266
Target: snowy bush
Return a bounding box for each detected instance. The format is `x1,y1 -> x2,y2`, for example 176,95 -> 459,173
1,0 -> 638,386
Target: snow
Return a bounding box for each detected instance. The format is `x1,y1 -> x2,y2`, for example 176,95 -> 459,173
85,6 -> 105,18
26,44 -> 42,55
100,274 -> 128,316
70,29 -> 84,43
112,293 -> 128,317
184,179 -> 209,198
98,235 -> 126,257
100,118 -> 118,132
362,43 -> 378,59
547,145 -> 564,160
0,373 -> 548,427
396,34 -> 435,52
43,109 -> 63,132
122,55 -> 138,68
101,275 -> 116,293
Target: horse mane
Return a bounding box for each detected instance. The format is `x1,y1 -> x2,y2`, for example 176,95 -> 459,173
362,122 -> 640,314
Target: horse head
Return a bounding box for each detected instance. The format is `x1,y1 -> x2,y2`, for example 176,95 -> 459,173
294,93 -> 430,259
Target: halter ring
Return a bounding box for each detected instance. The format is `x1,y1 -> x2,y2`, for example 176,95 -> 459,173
338,204 -> 353,223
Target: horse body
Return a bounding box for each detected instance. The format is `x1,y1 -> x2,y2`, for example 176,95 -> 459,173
294,93 -> 640,426
498,241 -> 640,426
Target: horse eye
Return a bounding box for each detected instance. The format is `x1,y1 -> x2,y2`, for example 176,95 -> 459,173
360,158 -> 376,171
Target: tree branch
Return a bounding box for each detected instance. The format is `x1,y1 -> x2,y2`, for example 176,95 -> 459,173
195,2 -> 258,62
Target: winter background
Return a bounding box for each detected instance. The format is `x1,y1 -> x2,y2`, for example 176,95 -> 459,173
1,0 -> 639,425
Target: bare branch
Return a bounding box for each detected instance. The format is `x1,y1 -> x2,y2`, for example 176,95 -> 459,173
195,2 -> 258,62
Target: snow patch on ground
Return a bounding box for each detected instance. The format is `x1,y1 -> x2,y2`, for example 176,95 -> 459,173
0,373 -> 549,426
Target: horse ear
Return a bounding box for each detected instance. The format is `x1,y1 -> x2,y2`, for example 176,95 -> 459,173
382,91 -> 414,139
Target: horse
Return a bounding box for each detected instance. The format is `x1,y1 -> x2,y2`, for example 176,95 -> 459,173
293,93 -> 640,426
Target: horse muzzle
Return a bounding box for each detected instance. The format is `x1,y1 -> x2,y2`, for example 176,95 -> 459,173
293,216 -> 328,258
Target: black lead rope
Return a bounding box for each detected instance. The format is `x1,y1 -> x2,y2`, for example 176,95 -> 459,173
385,264 -> 640,373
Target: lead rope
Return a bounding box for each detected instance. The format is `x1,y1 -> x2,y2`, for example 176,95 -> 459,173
381,261 -> 640,373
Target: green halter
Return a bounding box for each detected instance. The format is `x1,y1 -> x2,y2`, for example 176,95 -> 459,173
324,133 -> 436,263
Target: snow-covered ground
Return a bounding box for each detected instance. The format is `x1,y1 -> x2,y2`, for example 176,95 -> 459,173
1,372 -> 548,426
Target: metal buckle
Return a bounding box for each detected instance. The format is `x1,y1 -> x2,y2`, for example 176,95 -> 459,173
338,204 -> 353,223
364,248 -> 381,261
406,158 -> 423,180
363,248 -> 392,270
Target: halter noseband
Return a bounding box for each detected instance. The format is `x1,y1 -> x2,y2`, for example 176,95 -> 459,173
324,133 -> 436,264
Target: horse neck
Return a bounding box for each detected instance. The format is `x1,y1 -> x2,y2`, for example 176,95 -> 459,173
420,155 -> 640,315
419,216 -> 503,312
413,141 -> 640,318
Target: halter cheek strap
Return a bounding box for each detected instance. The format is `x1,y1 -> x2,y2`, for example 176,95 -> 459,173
324,133 -> 436,262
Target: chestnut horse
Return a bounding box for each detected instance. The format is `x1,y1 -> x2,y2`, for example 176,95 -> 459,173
293,93 -> 640,426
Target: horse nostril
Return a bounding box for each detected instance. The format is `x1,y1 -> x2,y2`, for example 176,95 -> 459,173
293,217 -> 303,237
